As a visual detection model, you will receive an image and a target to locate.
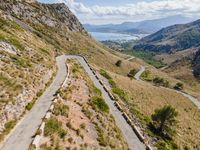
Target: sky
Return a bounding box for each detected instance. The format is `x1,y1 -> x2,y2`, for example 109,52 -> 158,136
38,0 -> 200,24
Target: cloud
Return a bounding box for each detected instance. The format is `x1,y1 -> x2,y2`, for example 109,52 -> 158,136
56,0 -> 200,24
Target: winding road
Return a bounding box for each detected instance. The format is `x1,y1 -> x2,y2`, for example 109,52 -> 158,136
134,66 -> 145,81
0,55 -> 145,150
127,56 -> 135,61
136,65 -> 200,109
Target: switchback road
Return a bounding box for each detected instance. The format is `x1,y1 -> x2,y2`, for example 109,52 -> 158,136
1,55 -> 145,150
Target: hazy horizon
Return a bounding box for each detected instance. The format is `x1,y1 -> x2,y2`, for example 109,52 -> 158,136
38,0 -> 200,25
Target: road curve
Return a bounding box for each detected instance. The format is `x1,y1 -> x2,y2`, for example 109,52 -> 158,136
0,55 -> 68,150
1,55 -> 145,150
161,87 -> 200,109
135,65 -> 200,109
127,56 -> 135,61
134,66 -> 145,81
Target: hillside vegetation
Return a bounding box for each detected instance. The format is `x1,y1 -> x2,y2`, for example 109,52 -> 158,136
0,0 -> 200,150
134,19 -> 200,80
0,0 -> 133,136
193,49 -> 200,78
134,19 -> 200,53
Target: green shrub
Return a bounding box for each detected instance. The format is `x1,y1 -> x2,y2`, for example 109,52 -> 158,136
115,60 -> 122,67
0,120 -> 16,141
91,96 -> 109,113
5,120 -> 16,131
156,140 -> 179,150
53,101 -> 69,116
10,56 -> 32,68
95,125 -> 109,146
141,70 -> 152,81
99,69 -> 117,88
153,77 -> 169,87
80,123 -> 86,129
58,128 -> 67,138
112,87 -> 128,102
156,140 -> 169,150
8,37 -> 24,50
108,79 -> 116,88
36,90 -> 43,97
151,105 -> 178,138
184,145 -> 190,150
100,69 -> 112,80
26,101 -> 35,110
127,69 -> 137,78
0,17 -> 22,31
72,63 -> 81,73
82,106 -> 93,119
44,117 -> 67,138
0,73 -> 22,91
174,83 -> 184,90
91,85 -> 102,96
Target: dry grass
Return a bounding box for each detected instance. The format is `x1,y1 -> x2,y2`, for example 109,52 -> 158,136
154,48 -> 198,64
1,11 -> 200,150
111,73 -> 200,149
40,60 -> 129,149
165,62 -> 200,100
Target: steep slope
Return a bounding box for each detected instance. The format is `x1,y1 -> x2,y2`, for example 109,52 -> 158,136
134,19 -> 200,53
0,0 -> 86,33
193,49 -> 200,78
0,1 -> 200,150
0,0 -> 86,124
0,0 -> 122,138
0,1 -> 145,148
133,19 -> 200,79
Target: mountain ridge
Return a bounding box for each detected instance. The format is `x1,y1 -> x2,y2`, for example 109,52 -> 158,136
0,0 -> 86,33
84,15 -> 194,34
133,19 -> 200,53
133,18 -> 200,78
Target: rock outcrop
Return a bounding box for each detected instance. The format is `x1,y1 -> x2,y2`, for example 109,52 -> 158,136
0,42 -> 18,55
0,0 -> 86,33
0,0 -> 87,133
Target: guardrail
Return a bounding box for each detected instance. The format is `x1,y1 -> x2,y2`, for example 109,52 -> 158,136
80,55 -> 154,150
31,55 -> 153,150
114,101 -> 122,111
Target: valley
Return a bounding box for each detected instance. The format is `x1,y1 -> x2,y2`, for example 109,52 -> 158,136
0,0 -> 200,150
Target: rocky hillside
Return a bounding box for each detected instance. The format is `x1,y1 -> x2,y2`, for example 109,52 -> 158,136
133,19 -> 200,53
0,0 -> 86,33
193,49 -> 200,78
0,0 -> 100,136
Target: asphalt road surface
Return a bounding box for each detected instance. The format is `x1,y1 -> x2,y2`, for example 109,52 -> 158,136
1,55 -> 145,150
135,65 -> 200,109
127,56 -> 135,61
134,66 -> 145,81
1,55 -> 67,150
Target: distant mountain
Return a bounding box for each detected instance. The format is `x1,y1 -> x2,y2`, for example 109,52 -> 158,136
84,23 -> 144,34
133,19 -> 200,53
84,15 -> 194,34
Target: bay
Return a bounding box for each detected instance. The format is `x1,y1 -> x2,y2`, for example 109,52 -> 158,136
89,32 -> 147,42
